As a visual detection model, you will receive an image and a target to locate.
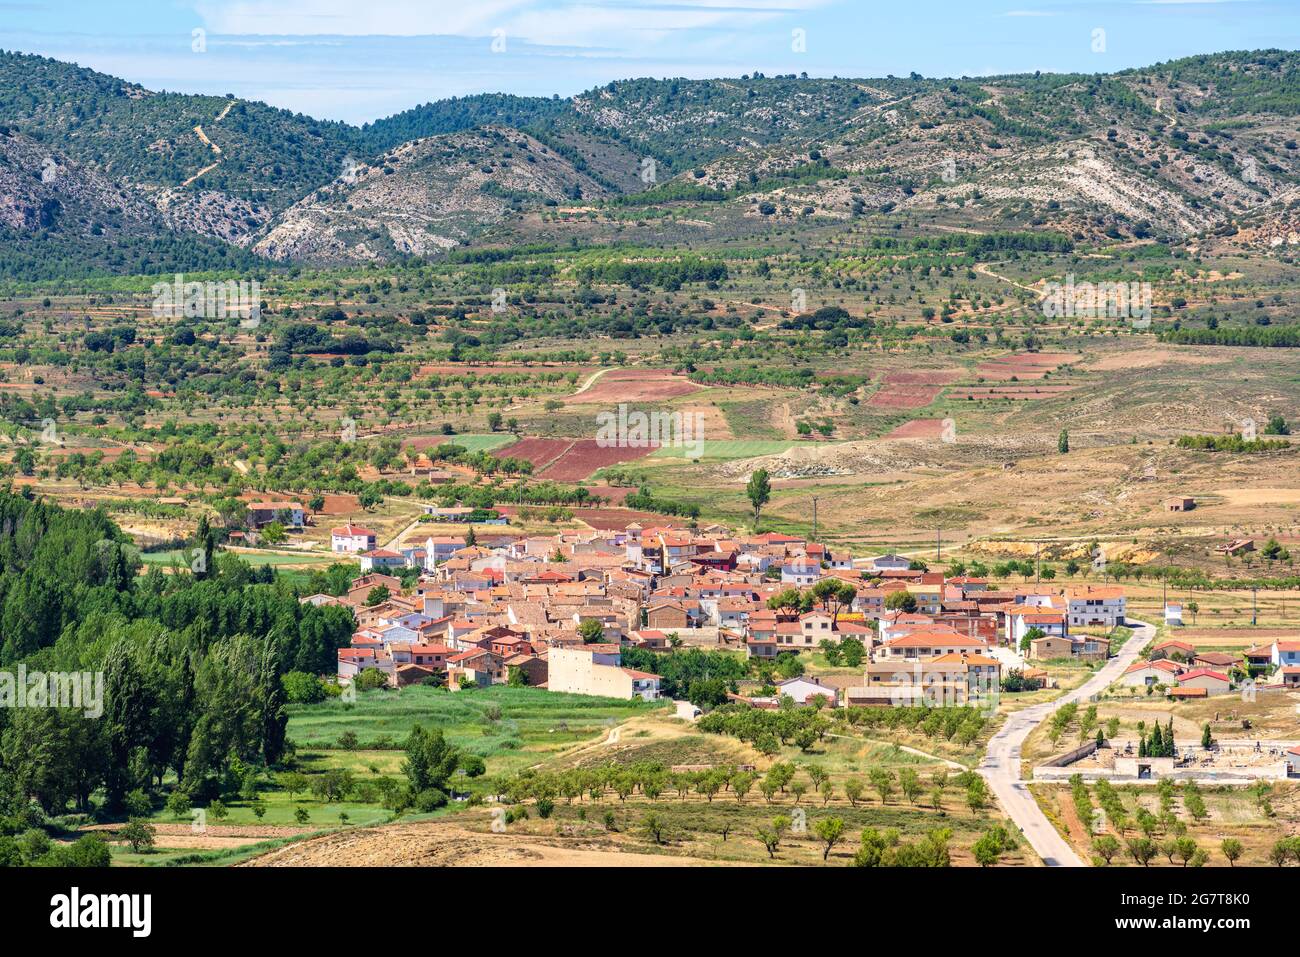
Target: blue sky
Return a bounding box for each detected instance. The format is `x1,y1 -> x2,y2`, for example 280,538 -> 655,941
1,0 -> 1295,123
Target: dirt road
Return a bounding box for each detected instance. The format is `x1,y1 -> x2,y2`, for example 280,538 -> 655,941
979,619 -> 1153,867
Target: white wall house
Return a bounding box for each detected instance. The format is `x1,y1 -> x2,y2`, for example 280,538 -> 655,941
776,676 -> 837,707
360,549 -> 408,573
1066,587 -> 1126,628
1006,610 -> 1067,647
331,523 -> 376,553
781,561 -> 820,586
1271,641 -> 1300,668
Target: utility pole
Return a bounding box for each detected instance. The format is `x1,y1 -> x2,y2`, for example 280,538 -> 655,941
1251,587 -> 1258,626
1035,542 -> 1041,584
811,496 -> 818,543
936,527 -> 942,562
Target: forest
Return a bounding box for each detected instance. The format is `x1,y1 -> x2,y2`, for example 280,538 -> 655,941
0,491 -> 354,846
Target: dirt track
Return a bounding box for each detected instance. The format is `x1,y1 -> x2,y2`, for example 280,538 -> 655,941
240,821 -> 723,867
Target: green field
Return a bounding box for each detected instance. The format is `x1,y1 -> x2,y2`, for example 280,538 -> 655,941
286,685 -> 668,776
649,440 -> 799,460
448,433 -> 522,453
117,685 -> 663,856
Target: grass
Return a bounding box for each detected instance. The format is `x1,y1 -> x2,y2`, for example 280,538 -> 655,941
648,440 -> 798,459
139,548 -> 337,567
285,684 -> 668,776
448,433 -> 525,453
106,685 -> 667,856
110,834 -> 319,867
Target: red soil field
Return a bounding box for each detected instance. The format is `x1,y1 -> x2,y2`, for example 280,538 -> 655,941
235,491 -> 358,516
404,435 -> 479,451
493,437 -> 572,470
537,440 -> 658,481
583,485 -> 634,503
865,370 -> 959,409
950,385 -> 1077,400
866,385 -> 944,409
316,493 -> 361,515
564,369 -> 702,405
883,370 -> 961,385
882,418 -> 946,439
975,352 -> 1079,381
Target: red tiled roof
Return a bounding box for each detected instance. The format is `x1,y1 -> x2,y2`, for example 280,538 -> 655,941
1177,668 -> 1231,683
332,523 -> 376,537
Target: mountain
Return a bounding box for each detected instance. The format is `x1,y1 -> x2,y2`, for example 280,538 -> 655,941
0,123 -> 262,281
254,126 -> 610,264
0,48 -> 1297,275
0,126 -> 158,234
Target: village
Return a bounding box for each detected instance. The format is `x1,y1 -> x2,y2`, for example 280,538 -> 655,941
305,507 -> 1297,764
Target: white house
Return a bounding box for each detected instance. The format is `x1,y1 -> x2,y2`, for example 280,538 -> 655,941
1006,609 -> 1067,648
1271,640 -> 1300,669
547,645 -> 661,701
1120,658 -> 1184,688
1164,602 -> 1184,627
247,501 -> 304,529
331,523 -> 376,553
1176,668 -> 1233,696
359,549 -> 408,573
1287,745 -> 1300,776
878,630 -> 988,659
423,536 -> 464,569
870,554 -> 912,572
799,611 -> 836,644
824,549 -> 853,571
1065,586 -> 1126,628
879,612 -> 938,643
776,676 -> 838,707
781,560 -> 820,586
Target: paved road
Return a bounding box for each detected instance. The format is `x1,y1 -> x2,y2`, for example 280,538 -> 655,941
979,619 -> 1154,867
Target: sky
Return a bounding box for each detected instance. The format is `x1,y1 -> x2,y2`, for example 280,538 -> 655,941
0,0 -> 1296,124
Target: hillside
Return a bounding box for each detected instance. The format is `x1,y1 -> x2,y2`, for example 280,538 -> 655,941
0,49 -> 1297,275
254,127 -> 611,264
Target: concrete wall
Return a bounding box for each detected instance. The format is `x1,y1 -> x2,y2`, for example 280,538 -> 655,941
547,646 -> 634,699
1039,741 -> 1099,768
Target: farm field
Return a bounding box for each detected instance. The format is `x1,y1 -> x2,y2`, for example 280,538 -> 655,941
536,439 -> 659,480
563,368 -> 703,406
285,686 -> 666,777
1032,781 -> 1300,868
244,706 -> 1030,867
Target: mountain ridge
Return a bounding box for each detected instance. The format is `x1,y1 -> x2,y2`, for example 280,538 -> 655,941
0,48 -> 1296,274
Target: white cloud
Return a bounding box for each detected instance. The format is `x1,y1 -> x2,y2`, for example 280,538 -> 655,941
194,0 -> 530,37
194,0 -> 831,46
